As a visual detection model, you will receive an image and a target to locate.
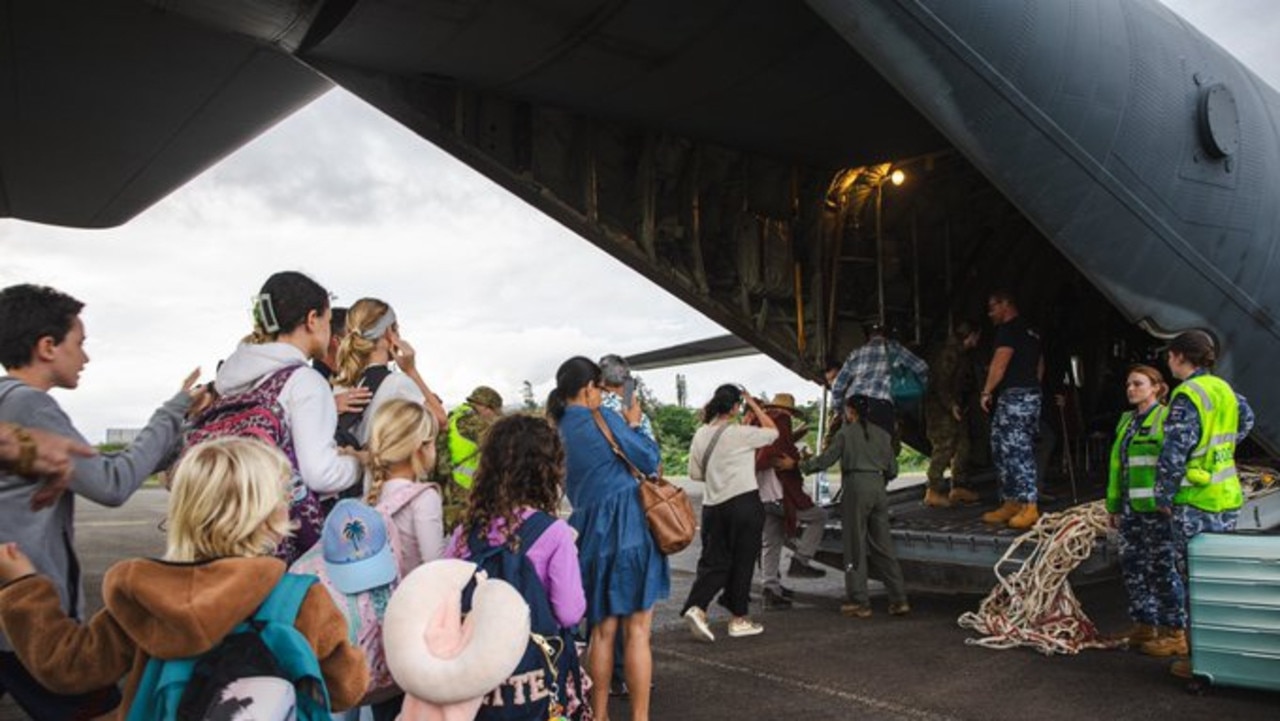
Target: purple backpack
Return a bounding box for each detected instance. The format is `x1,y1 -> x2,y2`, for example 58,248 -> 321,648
184,365 -> 323,564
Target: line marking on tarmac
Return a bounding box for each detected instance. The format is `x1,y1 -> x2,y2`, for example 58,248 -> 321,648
654,646 -> 959,721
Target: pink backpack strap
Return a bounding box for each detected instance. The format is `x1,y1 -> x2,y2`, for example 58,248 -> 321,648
375,482 -> 439,570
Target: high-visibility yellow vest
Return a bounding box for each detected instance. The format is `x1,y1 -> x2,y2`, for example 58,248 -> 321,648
1106,404 -> 1167,513
448,404 -> 480,490
1171,374 -> 1243,513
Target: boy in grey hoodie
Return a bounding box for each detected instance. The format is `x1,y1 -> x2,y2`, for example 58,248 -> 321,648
0,284 -> 197,719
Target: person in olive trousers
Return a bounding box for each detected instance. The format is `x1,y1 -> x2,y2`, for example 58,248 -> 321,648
801,395 -> 908,619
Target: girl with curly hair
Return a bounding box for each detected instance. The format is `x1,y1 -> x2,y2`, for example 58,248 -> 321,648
445,414 -> 588,719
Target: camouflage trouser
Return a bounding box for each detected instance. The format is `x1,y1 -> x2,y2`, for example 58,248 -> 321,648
1167,505 -> 1239,629
990,388 -> 1040,503
1118,509 -> 1181,627
925,401 -> 970,493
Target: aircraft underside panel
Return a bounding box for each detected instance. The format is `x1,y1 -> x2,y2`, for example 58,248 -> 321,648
808,0 -> 1280,451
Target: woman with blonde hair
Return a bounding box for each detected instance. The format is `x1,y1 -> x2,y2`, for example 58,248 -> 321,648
0,437 -> 368,718
365,398 -> 446,575
333,298 -> 447,447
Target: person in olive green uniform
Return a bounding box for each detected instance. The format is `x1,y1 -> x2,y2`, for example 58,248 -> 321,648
435,386 -> 503,528
801,396 -> 908,619
923,322 -> 980,508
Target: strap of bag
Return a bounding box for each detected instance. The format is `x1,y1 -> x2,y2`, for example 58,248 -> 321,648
699,424 -> 730,483
591,409 -> 647,483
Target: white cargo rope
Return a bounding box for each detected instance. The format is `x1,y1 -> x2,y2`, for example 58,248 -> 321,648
957,501 -> 1119,656
957,465 -> 1277,656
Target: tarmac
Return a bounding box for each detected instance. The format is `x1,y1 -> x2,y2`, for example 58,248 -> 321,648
3,481 -> 1277,720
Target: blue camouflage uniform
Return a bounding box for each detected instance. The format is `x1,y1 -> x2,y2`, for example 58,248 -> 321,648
991,389 -> 1040,503
1154,370 -> 1254,631
1113,404 -> 1178,627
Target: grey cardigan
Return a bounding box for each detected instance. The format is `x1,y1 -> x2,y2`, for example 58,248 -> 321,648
0,377 -> 190,652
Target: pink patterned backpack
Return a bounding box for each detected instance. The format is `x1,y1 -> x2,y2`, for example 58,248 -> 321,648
183,364 -> 323,564
289,483 -> 434,703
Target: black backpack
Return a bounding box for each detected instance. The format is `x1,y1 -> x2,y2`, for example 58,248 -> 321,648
465,512 -> 589,721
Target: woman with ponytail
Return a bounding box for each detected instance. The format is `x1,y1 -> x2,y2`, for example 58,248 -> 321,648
549,356 -> 664,721
801,395 -> 908,619
213,271 -> 362,560
681,385 -> 776,641
333,297 -> 447,447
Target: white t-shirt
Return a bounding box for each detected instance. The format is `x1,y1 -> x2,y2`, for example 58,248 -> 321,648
688,422 -> 778,507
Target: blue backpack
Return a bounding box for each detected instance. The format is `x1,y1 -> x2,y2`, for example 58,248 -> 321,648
465,511 -> 588,721
128,574 -> 332,721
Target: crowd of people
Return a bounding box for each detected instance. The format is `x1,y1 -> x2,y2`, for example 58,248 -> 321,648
0,276 -> 1258,718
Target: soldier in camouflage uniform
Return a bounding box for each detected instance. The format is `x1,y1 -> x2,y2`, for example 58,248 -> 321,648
923,323 -> 980,508
1144,331 -> 1254,672
1103,364 -> 1174,650
435,386 -> 503,529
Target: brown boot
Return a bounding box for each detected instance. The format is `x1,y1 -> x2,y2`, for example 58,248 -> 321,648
1141,629 -> 1187,657
923,488 -> 952,508
1008,503 -> 1040,530
1104,623 -> 1159,645
982,501 -> 1021,524
948,486 -> 980,505
1170,657 -> 1193,679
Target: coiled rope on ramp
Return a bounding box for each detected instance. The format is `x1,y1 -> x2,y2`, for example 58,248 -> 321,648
957,500 -> 1121,656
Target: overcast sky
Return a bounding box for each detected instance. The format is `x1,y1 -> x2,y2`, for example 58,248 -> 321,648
1,0 -> 1277,441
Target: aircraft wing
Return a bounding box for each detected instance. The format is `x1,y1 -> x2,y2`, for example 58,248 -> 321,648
624,335 -> 759,372
0,1 -> 330,228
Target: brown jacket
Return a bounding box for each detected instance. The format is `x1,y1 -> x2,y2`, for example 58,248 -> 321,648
0,556 -> 368,716
753,409 -> 815,533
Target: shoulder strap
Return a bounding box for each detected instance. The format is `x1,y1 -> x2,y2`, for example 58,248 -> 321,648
700,424 -> 730,480
378,481 -> 435,517
512,510 -> 555,550
255,573 -> 317,624
591,409 -> 645,482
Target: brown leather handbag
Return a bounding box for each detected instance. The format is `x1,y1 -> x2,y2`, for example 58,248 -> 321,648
591,409 -> 697,555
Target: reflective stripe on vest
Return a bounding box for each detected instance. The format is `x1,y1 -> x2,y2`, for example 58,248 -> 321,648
1171,375 -> 1243,513
1106,405 -> 1167,514
447,404 -> 481,490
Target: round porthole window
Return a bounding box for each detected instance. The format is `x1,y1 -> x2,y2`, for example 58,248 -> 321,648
1198,83 -> 1239,158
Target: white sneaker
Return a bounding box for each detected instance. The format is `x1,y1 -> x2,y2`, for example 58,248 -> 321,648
683,607 -> 715,642
727,617 -> 765,638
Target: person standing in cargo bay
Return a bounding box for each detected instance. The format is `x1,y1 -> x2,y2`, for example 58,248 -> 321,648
1146,331 -> 1254,672
979,291 -> 1044,530
923,322 -> 981,508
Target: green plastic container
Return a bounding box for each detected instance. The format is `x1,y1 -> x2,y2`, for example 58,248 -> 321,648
1188,533 -> 1280,692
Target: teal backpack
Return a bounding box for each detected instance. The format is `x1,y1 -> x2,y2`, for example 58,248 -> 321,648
127,573 -> 332,720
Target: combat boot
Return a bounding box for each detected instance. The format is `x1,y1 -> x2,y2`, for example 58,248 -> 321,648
923,488 -> 951,508
948,487 -> 980,505
1008,502 -> 1040,530
982,501 -> 1021,524
1104,623 -> 1158,645
1170,657 -> 1193,679
1140,629 -> 1187,657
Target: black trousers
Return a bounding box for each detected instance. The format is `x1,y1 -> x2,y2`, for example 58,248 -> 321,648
683,490 -> 765,617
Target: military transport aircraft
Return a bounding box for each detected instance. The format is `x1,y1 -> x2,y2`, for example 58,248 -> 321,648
5,0 -> 1279,589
